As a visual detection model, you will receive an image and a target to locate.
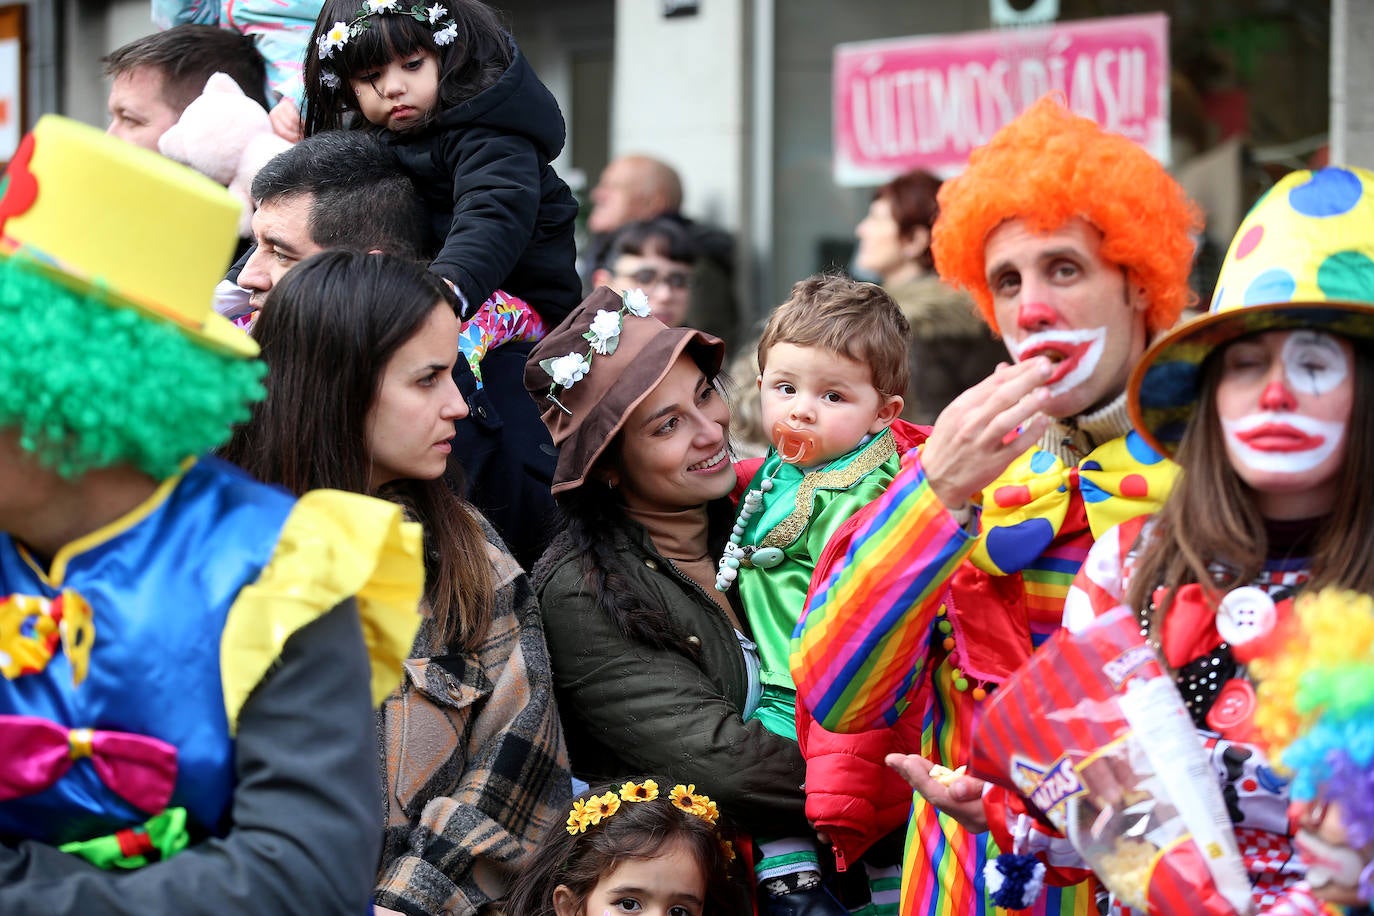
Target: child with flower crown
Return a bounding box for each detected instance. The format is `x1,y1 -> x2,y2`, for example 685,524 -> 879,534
505,779 -> 741,916
301,0 -> 579,333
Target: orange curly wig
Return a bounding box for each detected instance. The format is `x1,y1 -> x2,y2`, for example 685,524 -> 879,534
931,95 -> 1202,335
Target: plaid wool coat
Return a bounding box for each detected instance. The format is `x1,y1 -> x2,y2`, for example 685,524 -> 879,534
373,531 -> 571,915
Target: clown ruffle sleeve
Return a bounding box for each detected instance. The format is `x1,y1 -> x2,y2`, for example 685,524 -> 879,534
220,487 -> 425,730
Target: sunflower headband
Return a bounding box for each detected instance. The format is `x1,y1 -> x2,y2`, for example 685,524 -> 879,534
316,1 -> 459,88
567,780 -> 721,836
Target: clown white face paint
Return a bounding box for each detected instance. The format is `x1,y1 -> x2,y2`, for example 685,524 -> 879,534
1013,328 -> 1107,397
1221,413 -> 1345,473
1215,329 -> 1355,519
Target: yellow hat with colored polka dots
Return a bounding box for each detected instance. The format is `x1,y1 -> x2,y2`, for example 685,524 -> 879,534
1130,165 -> 1374,456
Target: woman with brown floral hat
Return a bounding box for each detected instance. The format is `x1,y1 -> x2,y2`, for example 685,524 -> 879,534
526,286 -> 816,911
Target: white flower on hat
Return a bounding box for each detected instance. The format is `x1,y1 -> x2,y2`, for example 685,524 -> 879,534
434,22 -> 459,45
585,309 -> 624,355
623,288 -> 651,318
317,22 -> 350,59
548,352 -> 592,389
366,0 -> 398,12
426,4 -> 448,23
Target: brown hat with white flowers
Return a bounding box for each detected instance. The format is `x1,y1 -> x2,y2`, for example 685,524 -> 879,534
525,286 -> 725,494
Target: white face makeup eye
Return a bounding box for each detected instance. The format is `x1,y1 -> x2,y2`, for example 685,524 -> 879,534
1282,330 -> 1348,397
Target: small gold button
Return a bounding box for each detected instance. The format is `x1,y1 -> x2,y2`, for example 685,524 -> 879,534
686,635 -> 701,647
644,559 -> 659,571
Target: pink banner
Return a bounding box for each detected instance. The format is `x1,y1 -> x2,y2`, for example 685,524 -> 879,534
833,14 -> 1169,185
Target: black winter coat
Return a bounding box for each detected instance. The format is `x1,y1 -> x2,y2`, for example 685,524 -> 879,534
382,38 -> 580,325
533,510 -> 809,837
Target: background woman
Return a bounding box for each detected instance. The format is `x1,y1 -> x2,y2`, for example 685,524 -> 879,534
854,168 -> 1004,424
525,287 -> 810,911
223,250 -> 570,915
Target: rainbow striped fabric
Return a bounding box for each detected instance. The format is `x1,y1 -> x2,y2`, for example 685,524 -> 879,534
792,437 -> 1173,915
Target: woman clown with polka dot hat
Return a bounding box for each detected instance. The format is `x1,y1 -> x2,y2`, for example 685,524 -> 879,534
1061,165 -> 1374,914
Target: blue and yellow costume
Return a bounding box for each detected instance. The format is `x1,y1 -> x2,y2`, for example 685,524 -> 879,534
0,457 -> 419,849
0,116 -> 423,915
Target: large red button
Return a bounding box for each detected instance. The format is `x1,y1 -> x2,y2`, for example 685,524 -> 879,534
1206,678 -> 1257,738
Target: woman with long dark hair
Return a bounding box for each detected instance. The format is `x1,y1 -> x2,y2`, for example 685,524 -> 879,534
526,287 -> 810,914
223,250 -> 570,915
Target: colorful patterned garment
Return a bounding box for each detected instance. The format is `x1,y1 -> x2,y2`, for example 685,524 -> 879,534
0,456 -> 421,857
153,0 -> 321,103
458,289 -> 547,387
1055,516 -> 1330,916
792,424 -> 1173,916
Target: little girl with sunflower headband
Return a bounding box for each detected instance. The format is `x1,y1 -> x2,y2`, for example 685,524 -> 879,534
505,779 -> 742,916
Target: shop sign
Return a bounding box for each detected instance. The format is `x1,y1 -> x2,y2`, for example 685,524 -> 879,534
833,13 -> 1168,185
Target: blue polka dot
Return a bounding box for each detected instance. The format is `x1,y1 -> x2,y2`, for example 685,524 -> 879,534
1081,460 -> 1103,472
984,518 -> 1055,572
1028,450 -> 1057,474
1288,167 -> 1364,217
1057,484 -> 1067,493
1317,250 -> 1374,302
1244,268 -> 1296,305
1080,478 -> 1111,503
1125,430 -> 1165,465
1138,361 -> 1199,409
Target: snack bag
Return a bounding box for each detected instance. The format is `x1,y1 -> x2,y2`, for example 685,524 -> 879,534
970,607 -> 1253,915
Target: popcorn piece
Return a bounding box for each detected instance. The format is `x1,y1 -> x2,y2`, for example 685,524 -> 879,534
929,764 -> 968,786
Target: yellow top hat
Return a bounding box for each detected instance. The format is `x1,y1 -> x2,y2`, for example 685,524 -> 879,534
1129,165 -> 1374,456
0,115 -> 256,358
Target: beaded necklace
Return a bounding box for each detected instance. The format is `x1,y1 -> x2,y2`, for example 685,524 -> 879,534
714,473 -> 776,591
714,422 -> 817,592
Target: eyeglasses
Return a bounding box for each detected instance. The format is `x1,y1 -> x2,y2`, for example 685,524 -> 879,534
618,267 -> 691,291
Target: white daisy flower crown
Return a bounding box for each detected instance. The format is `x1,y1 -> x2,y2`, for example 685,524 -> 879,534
538,288 -> 651,415
317,1 -> 460,86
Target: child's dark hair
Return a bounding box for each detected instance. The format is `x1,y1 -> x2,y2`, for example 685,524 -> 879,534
504,780 -> 737,916
302,0 -> 512,135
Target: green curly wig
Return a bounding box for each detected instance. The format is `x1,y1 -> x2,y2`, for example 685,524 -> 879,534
0,255 -> 266,479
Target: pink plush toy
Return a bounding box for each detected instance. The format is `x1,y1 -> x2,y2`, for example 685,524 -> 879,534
158,72 -> 292,237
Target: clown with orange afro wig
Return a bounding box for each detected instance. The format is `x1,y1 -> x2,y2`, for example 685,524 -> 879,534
933,94 -> 1201,336
792,95 -> 1206,916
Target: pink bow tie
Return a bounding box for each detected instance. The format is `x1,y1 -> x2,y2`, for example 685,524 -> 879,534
0,715 -> 178,815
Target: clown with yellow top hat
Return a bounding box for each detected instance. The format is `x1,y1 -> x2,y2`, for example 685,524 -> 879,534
0,116 -> 422,914
1058,165 -> 1374,914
